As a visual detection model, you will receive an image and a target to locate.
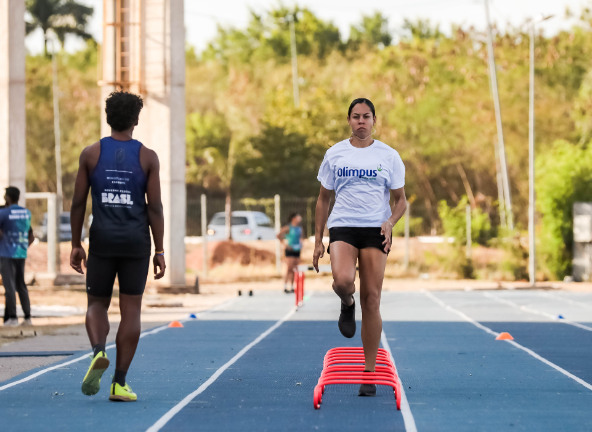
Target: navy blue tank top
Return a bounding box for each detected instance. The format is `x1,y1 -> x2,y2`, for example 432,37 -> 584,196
89,137 -> 151,258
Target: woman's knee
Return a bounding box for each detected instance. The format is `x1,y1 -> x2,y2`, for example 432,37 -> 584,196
360,291 -> 381,312
333,278 -> 355,296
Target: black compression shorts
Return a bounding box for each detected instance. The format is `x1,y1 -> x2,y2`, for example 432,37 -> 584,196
328,227 -> 388,255
86,254 -> 150,297
285,249 -> 301,258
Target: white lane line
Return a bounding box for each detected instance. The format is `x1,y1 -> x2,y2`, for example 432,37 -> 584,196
381,331 -> 417,432
538,292 -> 592,311
145,306 -> 297,432
422,290 -> 592,392
483,292 -> 592,332
0,297 -> 240,392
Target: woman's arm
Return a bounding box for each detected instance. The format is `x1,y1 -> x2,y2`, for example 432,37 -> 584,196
312,186 -> 332,272
380,187 -> 407,253
276,225 -> 289,240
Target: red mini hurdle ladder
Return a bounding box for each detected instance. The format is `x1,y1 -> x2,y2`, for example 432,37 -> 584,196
294,270 -> 305,307
313,347 -> 401,410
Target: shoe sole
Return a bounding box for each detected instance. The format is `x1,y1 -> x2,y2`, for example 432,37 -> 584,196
109,395 -> 137,402
338,322 -> 356,338
81,357 -> 110,396
359,384 -> 377,397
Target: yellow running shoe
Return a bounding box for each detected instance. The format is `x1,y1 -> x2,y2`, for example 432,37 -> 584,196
81,351 -> 110,396
109,382 -> 137,402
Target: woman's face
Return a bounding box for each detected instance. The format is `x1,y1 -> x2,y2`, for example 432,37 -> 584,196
348,103 -> 376,137
292,215 -> 302,225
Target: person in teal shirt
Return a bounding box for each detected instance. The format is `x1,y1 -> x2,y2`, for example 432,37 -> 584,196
0,186 -> 35,327
277,213 -> 303,293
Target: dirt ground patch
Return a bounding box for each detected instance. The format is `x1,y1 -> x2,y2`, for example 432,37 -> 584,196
211,241 -> 276,267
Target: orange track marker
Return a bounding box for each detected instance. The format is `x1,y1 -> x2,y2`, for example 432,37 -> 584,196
496,332 -> 513,340
168,321 -> 184,328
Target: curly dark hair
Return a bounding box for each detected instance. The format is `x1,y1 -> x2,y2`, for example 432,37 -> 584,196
105,91 -> 144,132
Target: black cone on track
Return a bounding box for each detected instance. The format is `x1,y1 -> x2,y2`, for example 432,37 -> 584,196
249,290 -> 253,296
238,290 -> 242,296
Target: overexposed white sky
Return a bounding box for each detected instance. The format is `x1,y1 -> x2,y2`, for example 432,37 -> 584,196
26,0 -> 592,55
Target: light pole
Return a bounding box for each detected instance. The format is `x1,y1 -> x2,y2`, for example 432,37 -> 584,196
484,0 -> 513,230
528,14 -> 553,287
287,14 -> 300,108
48,37 -> 63,214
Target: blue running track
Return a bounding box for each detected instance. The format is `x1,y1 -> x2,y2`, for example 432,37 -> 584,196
1,290 -> 591,431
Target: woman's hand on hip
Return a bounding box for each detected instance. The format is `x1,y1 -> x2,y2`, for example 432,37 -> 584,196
381,220 -> 394,254
312,242 -> 325,273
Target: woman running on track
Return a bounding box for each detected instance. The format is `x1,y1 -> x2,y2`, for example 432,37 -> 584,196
70,91 -> 166,402
312,98 -> 407,397
277,213 -> 303,293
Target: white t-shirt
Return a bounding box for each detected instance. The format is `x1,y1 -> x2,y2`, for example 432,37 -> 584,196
317,139 -> 405,228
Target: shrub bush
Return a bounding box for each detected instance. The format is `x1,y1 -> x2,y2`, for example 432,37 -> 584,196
537,140 -> 592,279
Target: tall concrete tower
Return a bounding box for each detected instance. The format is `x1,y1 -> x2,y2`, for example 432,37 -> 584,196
100,0 -> 187,286
0,0 -> 26,199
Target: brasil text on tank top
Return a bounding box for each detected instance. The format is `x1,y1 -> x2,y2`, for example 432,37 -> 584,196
88,137 -> 151,258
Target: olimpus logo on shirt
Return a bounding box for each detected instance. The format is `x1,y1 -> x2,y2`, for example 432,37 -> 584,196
337,167 -> 380,179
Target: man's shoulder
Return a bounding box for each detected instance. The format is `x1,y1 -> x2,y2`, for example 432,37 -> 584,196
80,141 -> 101,164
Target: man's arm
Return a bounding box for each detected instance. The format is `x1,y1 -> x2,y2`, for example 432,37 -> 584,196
71,149 -> 91,248
70,148 -> 92,273
28,227 -> 34,247
145,149 -> 166,279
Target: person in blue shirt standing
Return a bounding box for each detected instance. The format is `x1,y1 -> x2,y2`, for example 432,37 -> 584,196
277,213 -> 303,293
0,186 -> 35,327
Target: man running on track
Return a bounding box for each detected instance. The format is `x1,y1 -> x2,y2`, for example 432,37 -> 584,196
277,212 -> 303,293
312,98 -> 407,397
70,91 -> 166,402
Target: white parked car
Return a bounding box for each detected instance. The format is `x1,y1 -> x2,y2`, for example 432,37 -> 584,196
206,211 -> 276,241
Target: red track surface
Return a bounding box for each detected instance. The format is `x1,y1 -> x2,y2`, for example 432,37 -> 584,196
314,347 -> 401,410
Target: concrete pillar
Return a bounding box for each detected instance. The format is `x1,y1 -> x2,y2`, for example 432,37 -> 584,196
100,0 -> 116,136
101,0 -> 186,286
0,0 -> 26,200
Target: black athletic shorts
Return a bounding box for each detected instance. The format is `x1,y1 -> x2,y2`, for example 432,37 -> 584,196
86,254 -> 150,297
328,227 -> 388,254
285,249 -> 301,258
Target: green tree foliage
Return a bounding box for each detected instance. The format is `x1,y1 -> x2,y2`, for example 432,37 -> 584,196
349,13 -> 392,49
233,124 -> 324,198
536,140 -> 592,279
26,0 -> 94,54
21,4 -> 592,277
438,196 -> 491,246
202,7 -> 342,64
25,40 -> 101,203
189,7 -> 592,236
186,112 -> 232,191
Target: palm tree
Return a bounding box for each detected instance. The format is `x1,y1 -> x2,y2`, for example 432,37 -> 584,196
26,0 -> 94,55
